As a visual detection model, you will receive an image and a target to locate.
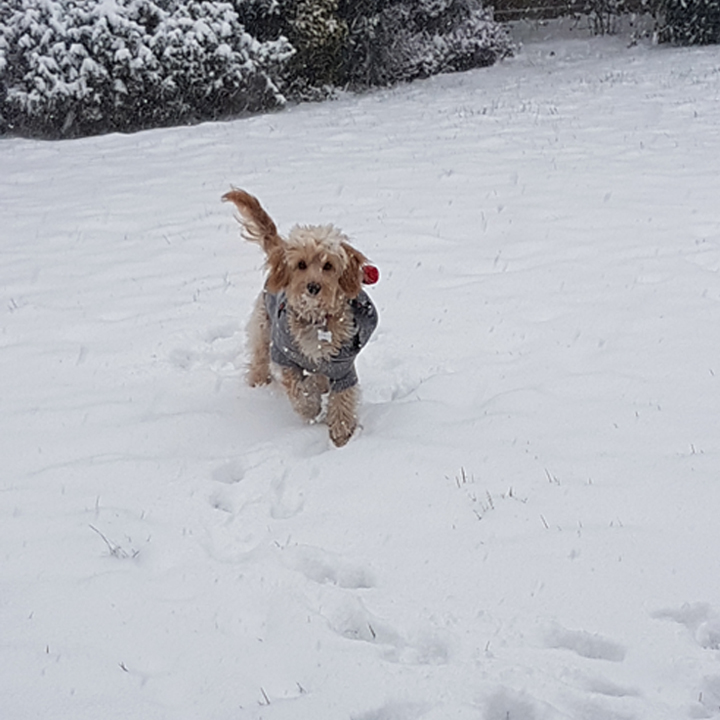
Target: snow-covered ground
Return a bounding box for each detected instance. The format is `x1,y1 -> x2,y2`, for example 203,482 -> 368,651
2,28 -> 720,720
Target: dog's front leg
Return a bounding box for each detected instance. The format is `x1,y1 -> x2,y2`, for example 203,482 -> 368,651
280,367 -> 328,421
326,385 -> 359,447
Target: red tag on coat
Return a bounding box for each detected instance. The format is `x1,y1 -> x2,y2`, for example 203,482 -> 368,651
362,264 -> 379,285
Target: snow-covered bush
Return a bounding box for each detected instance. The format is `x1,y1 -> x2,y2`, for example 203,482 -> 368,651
0,0 -> 16,123
657,0 -> 720,44
340,0 -> 514,88
231,0 -> 286,41
0,0 -> 294,138
582,0 -> 628,35
235,0 -> 513,95
289,0 -> 347,85
0,0 -> 513,137
233,0 -> 347,92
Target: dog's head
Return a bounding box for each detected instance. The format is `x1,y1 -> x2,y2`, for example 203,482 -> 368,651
223,189 -> 368,322
266,225 -> 366,322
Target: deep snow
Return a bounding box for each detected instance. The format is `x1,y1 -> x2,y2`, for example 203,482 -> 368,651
2,26 -> 720,720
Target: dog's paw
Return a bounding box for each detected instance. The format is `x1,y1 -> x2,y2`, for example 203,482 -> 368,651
282,370 -> 327,420
328,413 -> 358,447
294,393 -> 323,421
246,367 -> 272,387
329,420 -> 357,447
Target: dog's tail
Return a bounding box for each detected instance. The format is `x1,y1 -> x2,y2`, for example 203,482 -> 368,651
222,189 -> 283,256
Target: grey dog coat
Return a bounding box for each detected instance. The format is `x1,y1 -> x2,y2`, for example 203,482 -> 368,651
264,289 -> 378,392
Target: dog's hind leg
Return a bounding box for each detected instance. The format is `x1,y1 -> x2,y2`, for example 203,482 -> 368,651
246,294 -> 272,387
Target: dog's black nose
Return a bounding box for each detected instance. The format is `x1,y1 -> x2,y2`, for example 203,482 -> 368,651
306,282 -> 321,296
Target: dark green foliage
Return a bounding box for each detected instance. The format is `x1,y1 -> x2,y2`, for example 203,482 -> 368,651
341,0 -> 513,88
236,0 -> 514,93
658,0 -> 720,44
289,0 -> 348,85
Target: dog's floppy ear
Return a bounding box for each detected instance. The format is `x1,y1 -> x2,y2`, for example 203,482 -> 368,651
338,242 -> 367,298
265,246 -> 291,293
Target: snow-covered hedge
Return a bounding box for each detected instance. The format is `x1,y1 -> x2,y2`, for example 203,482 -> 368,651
0,0 -> 513,138
657,0 -> 720,45
0,0 -> 294,138
341,0 -> 514,88
290,0 -> 348,86
237,0 -> 514,91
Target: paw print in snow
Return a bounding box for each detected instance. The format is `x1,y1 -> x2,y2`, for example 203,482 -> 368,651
653,602 -> 720,650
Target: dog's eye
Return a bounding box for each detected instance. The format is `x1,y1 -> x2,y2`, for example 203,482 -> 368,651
298,260 -> 307,270
322,262 -> 333,272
